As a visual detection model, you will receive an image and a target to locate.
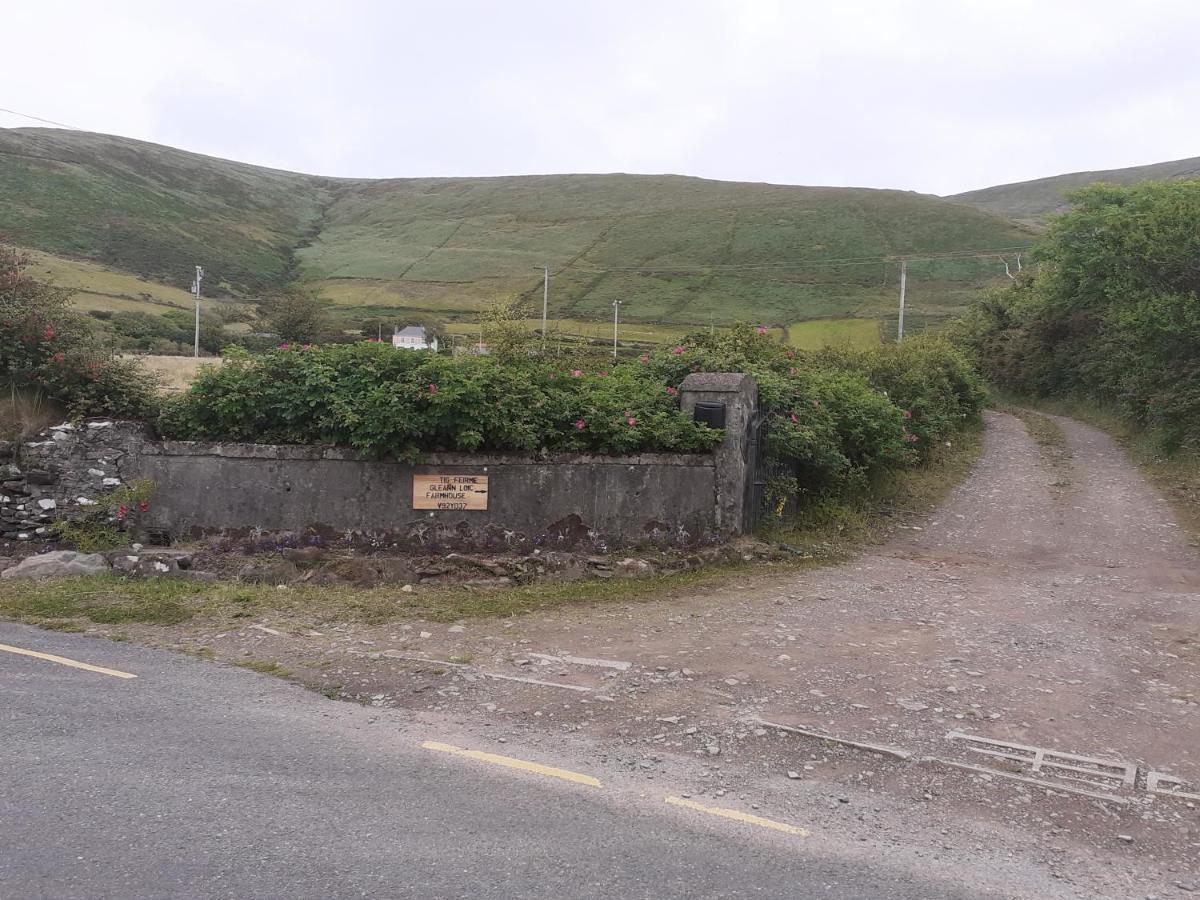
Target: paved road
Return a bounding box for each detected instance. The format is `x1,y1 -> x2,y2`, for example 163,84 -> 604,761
0,623 -> 988,900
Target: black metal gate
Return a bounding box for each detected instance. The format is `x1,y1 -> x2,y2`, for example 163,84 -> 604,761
743,408 -> 770,529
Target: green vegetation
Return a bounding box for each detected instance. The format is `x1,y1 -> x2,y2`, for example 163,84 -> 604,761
0,129 -> 329,294
0,129 -> 1030,334
958,180 -> 1200,453
783,318 -> 880,349
1,241 -> 159,423
158,341 -> 723,458
159,324 -> 985,518
51,479 -> 156,552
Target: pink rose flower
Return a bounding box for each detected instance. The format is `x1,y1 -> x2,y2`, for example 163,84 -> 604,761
666,386 -> 676,395
574,419 -> 585,430
428,383 -> 437,394
672,346 -> 684,354
571,369 -> 583,377
756,326 -> 767,335
626,417 -> 636,426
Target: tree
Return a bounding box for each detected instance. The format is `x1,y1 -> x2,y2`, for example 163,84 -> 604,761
259,286 -> 331,344
958,179 -> 1200,448
481,297 -> 534,362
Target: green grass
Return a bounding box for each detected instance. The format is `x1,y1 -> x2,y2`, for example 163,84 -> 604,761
2,128 -> 1032,330
782,318 -> 880,349
235,659 -> 292,677
437,316 -> 883,350
764,423 -> 983,552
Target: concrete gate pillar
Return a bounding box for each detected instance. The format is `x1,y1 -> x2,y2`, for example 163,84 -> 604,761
678,373 -> 759,535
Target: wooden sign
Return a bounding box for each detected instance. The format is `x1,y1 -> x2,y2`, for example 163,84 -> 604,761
412,474 -> 489,510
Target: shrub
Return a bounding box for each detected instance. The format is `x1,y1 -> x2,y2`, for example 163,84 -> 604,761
160,325 -> 985,519
159,343 -> 722,459
957,179 -> 1200,451
1,241 -> 160,419
645,325 -> 985,500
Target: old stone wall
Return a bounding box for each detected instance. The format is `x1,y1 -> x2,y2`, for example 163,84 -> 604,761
0,422 -> 148,542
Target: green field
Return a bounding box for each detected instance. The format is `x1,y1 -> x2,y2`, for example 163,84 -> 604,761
441,316 -> 882,350
1,128 -> 1041,333
783,318 -> 881,348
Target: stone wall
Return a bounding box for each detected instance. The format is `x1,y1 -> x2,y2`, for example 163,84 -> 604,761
0,422 -> 148,542
1,373 -> 760,550
138,444 -> 719,550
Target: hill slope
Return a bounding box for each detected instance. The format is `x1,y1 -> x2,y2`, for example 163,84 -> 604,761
948,156 -> 1200,224
1,128 -> 1033,331
0,128 -> 330,294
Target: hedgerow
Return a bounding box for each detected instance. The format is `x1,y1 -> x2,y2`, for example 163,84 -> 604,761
158,343 -> 722,459
644,326 -> 986,500
956,179 -> 1200,451
159,326 -> 986,519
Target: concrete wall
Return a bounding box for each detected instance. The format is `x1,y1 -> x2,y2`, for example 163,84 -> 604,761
138,443 -> 719,549
5,373 -> 760,550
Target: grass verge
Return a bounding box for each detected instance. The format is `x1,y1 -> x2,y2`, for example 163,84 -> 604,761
762,423 -> 984,555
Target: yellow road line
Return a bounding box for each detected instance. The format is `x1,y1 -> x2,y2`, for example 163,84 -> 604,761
664,795 -> 809,836
0,642 -> 137,680
421,741 -> 601,788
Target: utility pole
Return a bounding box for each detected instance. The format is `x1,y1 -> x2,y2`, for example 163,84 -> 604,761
191,265 -> 204,357
897,259 -> 907,343
612,299 -> 623,359
540,264 -> 549,350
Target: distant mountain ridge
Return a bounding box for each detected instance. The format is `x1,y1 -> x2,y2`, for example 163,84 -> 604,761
5,127 -> 1190,333
947,156 -> 1200,225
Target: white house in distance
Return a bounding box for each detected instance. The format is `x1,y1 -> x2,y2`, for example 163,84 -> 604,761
392,325 -> 438,351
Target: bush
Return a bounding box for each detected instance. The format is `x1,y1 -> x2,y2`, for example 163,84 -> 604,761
645,326 -> 985,500
160,325 -> 985,518
1,241 -> 160,419
957,179 -> 1200,450
159,343 -> 722,459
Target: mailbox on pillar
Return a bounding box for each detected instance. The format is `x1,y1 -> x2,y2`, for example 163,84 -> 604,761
692,401 -> 727,429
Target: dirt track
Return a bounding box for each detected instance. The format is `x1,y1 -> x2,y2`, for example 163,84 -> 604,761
347,410 -> 1199,775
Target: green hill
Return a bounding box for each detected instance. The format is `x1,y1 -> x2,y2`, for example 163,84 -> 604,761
1,127 -> 1034,336
947,156 -> 1200,225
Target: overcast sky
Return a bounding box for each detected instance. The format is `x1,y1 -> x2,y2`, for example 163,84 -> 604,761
4,0 -> 1198,195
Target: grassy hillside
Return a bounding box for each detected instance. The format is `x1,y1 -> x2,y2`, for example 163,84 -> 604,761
1,128 -> 1034,335
0,128 -> 330,294
948,156 -> 1200,225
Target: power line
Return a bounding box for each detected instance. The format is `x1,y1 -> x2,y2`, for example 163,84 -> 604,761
0,106 -> 85,130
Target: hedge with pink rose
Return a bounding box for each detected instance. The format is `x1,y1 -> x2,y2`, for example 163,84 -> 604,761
158,325 -> 985,514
